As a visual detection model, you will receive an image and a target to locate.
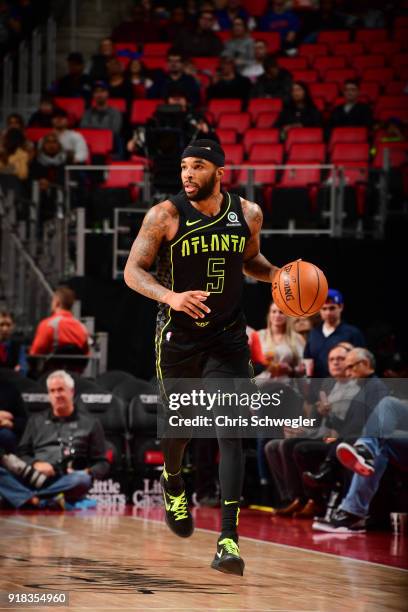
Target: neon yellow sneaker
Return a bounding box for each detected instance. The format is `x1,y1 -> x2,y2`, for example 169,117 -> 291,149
211,537 -> 245,576
160,474 -> 194,538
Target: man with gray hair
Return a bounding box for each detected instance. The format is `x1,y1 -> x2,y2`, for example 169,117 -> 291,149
0,370 -> 109,509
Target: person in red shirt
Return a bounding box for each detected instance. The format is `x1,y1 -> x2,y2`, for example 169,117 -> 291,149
29,287 -> 89,368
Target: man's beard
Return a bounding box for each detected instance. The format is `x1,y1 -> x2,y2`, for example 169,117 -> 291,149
185,171 -> 217,201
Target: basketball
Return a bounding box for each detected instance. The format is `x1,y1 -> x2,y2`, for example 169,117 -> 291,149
272,260 -> 328,317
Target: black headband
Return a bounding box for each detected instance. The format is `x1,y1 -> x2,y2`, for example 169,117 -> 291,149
181,144 -> 225,167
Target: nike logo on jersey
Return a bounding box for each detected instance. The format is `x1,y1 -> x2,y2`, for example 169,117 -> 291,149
224,500 -> 239,505
186,219 -> 202,226
195,321 -> 209,327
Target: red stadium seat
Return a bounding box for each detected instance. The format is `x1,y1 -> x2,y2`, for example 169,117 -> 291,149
251,31 -> 280,53
242,0 -> 268,16
317,30 -> 350,47
330,127 -> 368,150
142,57 -> 167,71
143,42 -> 171,56
248,98 -> 282,121
279,166 -> 321,187
372,41 -> 401,59
376,96 -> 407,112
243,128 -> 280,155
285,127 -> 324,152
223,143 -> 244,185
355,29 -> 388,46
208,99 -> 242,123
395,16 -> 408,29
333,43 -> 364,58
392,53 -> 408,70
237,143 -> 282,185
277,57 -> 308,71
394,28 -> 408,49
352,55 -> 386,73
53,97 -> 85,123
324,69 -> 357,86
117,56 -> 130,70
26,127 -> 51,142
331,143 -> 369,163
310,82 -> 339,105
291,70 -> 318,83
376,108 -> 408,122
107,98 -> 127,113
130,99 -> 163,124
373,142 -> 408,168
298,44 -> 329,63
218,112 -> 251,132
114,43 -> 137,54
385,81 -> 406,95
362,67 -> 394,83
101,161 -> 147,201
314,56 -> 346,77
336,163 -> 369,186
359,82 -> 380,103
193,57 -> 220,74
255,111 -> 280,128
216,31 -> 231,43
216,129 -> 236,144
288,143 -> 326,163
77,129 -> 113,156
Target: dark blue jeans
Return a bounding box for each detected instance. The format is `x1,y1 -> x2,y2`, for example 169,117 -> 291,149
0,428 -> 18,453
340,397 -> 408,518
0,467 -> 92,509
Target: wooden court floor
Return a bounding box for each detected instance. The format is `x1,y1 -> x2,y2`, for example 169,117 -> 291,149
0,509 -> 407,612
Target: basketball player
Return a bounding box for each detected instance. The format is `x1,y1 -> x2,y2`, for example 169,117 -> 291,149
124,140 -> 280,576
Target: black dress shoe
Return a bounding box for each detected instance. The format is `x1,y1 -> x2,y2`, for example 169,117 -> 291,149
303,462 -> 336,489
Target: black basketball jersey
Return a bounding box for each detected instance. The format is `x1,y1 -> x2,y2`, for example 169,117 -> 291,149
156,191 -> 251,335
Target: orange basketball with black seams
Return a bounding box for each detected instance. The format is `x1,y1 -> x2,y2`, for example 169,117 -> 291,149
272,260 -> 328,317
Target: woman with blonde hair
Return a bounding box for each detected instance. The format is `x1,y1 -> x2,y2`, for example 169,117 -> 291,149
257,301 -> 305,379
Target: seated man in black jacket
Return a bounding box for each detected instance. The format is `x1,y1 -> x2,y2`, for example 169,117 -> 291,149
0,370 -> 109,509
329,79 -> 373,130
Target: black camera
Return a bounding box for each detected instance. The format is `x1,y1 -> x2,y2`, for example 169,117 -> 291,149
0,449 -> 47,488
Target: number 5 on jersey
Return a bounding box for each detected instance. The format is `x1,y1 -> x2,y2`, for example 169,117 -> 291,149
206,258 -> 225,294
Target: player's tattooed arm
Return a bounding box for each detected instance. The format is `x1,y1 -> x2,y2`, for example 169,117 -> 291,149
124,202 -> 211,319
241,199 -> 279,283
124,202 -> 176,303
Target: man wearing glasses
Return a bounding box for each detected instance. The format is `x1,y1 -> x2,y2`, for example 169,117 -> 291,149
303,289 -> 365,379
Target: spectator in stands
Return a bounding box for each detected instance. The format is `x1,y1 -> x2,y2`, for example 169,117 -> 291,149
128,59 -> 153,99
28,94 -> 60,128
0,128 -> 29,180
53,52 -> 92,101
303,289 -> 365,378
302,0 -> 346,43
265,343 -> 359,516
29,133 -> 67,221
106,58 -> 133,103
8,0 -> 35,41
329,80 -> 373,130
320,397 -> 408,532
207,57 -> 251,104
51,109 -> 89,163
148,49 -> 200,107
257,301 -> 305,381
164,6 -> 193,42
0,379 -> 27,453
88,37 -> 115,82
293,315 -> 315,344
303,347 -> 388,490
81,81 -> 123,137
111,4 -> 160,44
29,286 -> 89,360
340,0 -> 385,29
0,311 -> 26,372
259,0 -> 300,49
175,10 -> 224,57
241,39 -> 268,81
222,17 -> 254,71
275,81 -> 322,137
0,370 -> 109,509
251,53 -> 292,100
5,113 -> 25,131
216,0 -> 255,31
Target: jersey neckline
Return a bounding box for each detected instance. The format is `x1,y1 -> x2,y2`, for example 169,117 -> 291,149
185,191 -> 230,221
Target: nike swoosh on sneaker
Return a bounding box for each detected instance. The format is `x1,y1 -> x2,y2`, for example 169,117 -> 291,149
162,491 -> 171,511
186,219 -> 202,226
216,551 -> 223,558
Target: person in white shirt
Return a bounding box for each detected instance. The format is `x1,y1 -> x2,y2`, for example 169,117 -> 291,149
51,110 -> 89,163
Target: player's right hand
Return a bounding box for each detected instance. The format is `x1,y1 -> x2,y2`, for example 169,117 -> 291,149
166,290 -> 211,319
